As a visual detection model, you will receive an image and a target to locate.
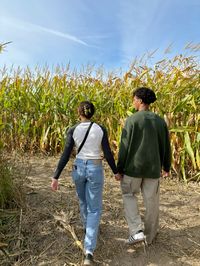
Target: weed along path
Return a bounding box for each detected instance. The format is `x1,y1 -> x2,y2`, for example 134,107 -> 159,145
2,156 -> 200,265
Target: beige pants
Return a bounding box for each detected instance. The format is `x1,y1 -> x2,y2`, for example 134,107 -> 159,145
121,175 -> 160,244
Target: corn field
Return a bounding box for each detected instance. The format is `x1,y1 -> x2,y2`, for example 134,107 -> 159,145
0,55 -> 199,181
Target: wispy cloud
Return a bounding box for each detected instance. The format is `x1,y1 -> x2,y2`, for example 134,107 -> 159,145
82,34 -> 112,40
34,24 -> 88,46
1,16 -> 88,46
117,0 -> 168,65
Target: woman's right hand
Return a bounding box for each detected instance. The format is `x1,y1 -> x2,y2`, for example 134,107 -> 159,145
51,178 -> 59,191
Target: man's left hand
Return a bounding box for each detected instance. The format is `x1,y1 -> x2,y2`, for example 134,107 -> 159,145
115,173 -> 123,181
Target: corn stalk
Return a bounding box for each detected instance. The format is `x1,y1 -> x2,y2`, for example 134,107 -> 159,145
0,55 -> 199,181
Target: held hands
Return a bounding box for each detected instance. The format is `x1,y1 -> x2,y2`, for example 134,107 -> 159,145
114,173 -> 123,181
51,178 -> 59,191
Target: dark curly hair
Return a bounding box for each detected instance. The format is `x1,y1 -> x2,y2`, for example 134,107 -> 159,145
78,101 -> 95,119
133,87 -> 157,105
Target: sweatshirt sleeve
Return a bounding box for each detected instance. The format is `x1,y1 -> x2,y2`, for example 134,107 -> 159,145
163,123 -> 171,172
53,127 -> 75,179
101,126 -> 118,174
117,118 -> 132,174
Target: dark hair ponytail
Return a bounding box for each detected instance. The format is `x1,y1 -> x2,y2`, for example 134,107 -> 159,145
78,101 -> 95,119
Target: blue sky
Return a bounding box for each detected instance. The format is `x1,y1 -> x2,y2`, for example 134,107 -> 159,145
0,0 -> 199,72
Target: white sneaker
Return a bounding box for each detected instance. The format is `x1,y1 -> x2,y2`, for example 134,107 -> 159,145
126,230 -> 145,244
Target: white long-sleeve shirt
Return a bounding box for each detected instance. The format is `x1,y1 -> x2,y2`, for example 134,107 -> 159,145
74,122 -> 104,159
53,122 -> 117,179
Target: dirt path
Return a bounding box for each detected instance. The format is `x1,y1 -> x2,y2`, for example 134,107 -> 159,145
1,156 -> 200,265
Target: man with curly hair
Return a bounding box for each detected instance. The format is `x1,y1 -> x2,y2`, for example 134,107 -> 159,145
117,87 -> 171,245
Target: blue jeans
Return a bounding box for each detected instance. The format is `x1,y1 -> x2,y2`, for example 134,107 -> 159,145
72,158 -> 104,254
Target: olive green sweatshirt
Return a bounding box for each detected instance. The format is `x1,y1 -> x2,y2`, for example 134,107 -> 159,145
117,110 -> 171,178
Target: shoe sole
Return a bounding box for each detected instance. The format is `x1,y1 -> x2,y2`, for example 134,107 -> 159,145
83,262 -> 93,266
126,238 -> 146,245
83,259 -> 94,266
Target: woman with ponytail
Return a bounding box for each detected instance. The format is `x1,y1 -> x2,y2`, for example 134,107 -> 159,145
51,101 -> 120,265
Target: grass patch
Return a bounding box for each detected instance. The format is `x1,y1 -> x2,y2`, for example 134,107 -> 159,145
0,155 -> 25,209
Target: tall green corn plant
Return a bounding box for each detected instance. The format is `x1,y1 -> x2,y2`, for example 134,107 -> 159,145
0,54 -> 199,181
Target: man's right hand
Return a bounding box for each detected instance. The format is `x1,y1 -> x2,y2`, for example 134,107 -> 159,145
162,171 -> 170,178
